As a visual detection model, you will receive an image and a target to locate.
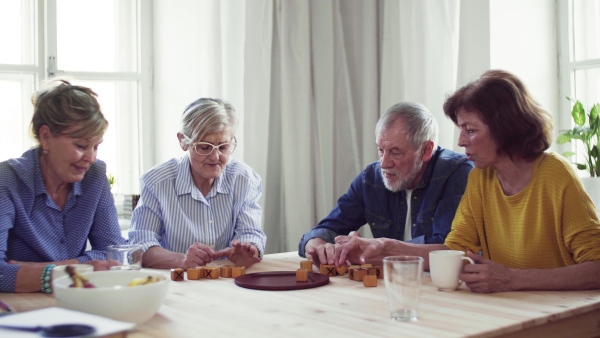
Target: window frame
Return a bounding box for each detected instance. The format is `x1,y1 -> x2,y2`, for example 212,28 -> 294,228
557,0 -> 600,169
0,0 -> 153,194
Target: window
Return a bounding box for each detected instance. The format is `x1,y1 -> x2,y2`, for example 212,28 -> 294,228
558,0 -> 600,173
559,0 -> 600,116
0,0 -> 151,194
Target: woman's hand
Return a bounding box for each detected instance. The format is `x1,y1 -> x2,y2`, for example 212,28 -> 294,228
213,240 -> 260,268
460,251 -> 513,293
182,243 -> 216,269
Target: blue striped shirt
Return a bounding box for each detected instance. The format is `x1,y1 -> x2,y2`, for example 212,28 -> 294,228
128,155 -> 266,257
0,147 -> 127,292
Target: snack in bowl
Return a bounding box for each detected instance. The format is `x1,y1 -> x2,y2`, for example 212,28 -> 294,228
52,264 -> 94,282
66,265 -> 96,288
53,270 -> 170,324
128,275 -> 166,286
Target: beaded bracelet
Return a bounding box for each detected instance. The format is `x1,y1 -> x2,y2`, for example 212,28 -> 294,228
41,264 -> 56,294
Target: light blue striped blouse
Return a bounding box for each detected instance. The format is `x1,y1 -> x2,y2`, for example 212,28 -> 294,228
128,155 -> 266,257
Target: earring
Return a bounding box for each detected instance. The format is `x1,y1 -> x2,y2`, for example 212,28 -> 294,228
42,149 -> 48,154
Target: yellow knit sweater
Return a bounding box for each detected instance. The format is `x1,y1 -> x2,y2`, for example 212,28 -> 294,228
445,152 -> 600,269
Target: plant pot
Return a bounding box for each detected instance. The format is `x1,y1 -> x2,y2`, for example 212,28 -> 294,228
580,177 -> 600,210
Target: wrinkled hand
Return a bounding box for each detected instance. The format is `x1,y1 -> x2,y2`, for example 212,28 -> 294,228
305,232 -> 361,266
460,251 -> 513,293
213,240 -> 261,268
305,238 -> 337,266
182,243 -> 216,269
334,235 -> 385,266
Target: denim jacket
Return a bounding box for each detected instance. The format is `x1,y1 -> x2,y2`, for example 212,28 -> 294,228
298,147 -> 473,257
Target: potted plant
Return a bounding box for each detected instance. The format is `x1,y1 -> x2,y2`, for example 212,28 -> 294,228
557,99 -> 600,208
107,172 -> 117,192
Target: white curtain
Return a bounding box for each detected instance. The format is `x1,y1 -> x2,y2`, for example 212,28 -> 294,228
243,0 -> 460,253
153,0 -> 460,254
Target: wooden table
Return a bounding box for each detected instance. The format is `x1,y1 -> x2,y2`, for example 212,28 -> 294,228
2,252 -> 600,337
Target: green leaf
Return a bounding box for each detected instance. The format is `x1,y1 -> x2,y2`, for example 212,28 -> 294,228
591,145 -> 599,158
572,101 -> 586,126
562,99 -> 600,175
557,133 -> 573,144
560,151 -> 576,157
592,104 -> 600,133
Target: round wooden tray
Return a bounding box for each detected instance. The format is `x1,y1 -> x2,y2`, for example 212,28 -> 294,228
234,271 -> 329,291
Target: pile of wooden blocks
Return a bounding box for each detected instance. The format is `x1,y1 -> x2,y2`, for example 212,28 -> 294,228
170,265 -> 246,281
296,260 -> 383,287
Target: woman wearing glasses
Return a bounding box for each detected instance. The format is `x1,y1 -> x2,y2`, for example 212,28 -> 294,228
129,98 -> 266,269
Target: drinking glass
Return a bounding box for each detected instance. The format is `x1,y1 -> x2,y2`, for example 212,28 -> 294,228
383,256 -> 424,322
107,244 -> 143,270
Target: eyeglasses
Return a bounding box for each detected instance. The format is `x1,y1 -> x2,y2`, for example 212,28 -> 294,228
184,135 -> 237,156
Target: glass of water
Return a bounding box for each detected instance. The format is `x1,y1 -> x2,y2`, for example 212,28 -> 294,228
383,256 -> 424,322
107,244 -> 143,270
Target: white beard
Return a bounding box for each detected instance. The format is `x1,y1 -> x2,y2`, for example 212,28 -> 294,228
381,156 -> 423,192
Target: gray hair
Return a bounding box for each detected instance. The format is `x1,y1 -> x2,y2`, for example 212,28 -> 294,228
179,98 -> 238,145
375,102 -> 438,150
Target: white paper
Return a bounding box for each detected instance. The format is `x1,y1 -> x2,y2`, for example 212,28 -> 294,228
0,307 -> 135,337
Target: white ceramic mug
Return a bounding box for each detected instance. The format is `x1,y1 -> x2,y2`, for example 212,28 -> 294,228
429,250 -> 474,291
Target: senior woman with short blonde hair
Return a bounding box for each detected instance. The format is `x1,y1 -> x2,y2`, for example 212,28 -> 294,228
129,98 -> 266,269
0,79 -> 127,293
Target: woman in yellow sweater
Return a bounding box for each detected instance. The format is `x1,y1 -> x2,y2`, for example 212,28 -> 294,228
334,70 -> 600,293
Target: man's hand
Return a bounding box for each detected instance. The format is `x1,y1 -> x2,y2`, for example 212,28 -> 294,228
181,243 -> 216,269
305,238 -> 336,266
334,235 -> 386,266
213,240 -> 261,268
460,251 -> 513,293
306,232 -> 362,266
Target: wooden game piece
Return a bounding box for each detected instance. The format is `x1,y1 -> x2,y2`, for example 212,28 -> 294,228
374,266 -> 384,279
187,267 -> 203,280
296,269 -> 309,282
203,266 -> 220,279
170,268 -> 184,281
367,267 -> 378,276
360,263 -> 372,268
353,268 -> 368,282
336,265 -> 348,276
363,274 -> 377,287
220,266 -> 233,278
300,260 -> 313,271
320,264 -> 337,276
348,265 -> 360,279
231,266 -> 246,278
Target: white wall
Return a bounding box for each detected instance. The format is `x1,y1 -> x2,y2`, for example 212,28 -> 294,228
152,1 -> 247,165
152,1 -> 203,164
489,0 -> 559,146
452,0 -> 559,152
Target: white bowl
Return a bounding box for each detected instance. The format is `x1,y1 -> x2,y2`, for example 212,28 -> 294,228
52,264 -> 94,283
53,270 -> 170,324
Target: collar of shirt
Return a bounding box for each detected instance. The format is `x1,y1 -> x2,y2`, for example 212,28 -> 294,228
174,153 -> 231,201
14,147 -> 84,200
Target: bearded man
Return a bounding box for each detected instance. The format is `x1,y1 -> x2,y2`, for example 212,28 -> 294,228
298,102 -> 474,265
